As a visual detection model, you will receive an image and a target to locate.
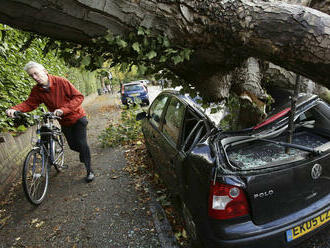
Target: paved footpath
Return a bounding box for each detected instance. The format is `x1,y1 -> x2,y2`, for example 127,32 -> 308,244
0,92 -> 177,248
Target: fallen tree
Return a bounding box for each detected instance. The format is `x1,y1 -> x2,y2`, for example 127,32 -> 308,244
1,0 -> 330,126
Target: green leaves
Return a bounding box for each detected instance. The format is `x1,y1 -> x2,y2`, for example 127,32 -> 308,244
137,27 -> 145,36
132,42 -> 141,53
138,64 -> 147,75
172,55 -> 184,65
115,37 -> 128,48
104,32 -> 114,43
99,107 -> 143,147
81,55 -> 91,66
137,27 -> 151,36
182,48 -> 192,60
16,125 -> 27,132
163,36 -> 170,47
94,56 -> 104,68
145,50 -> 157,60
159,56 -> 167,63
57,26 -> 193,78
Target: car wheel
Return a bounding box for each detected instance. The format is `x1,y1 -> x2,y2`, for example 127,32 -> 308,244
181,201 -> 203,248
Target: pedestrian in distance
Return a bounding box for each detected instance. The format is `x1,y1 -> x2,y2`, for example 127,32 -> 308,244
105,71 -> 113,94
6,61 -> 94,182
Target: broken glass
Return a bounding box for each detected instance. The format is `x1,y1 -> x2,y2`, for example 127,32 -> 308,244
227,131 -> 329,169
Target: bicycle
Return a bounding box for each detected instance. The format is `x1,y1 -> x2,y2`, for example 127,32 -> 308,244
14,111 -> 66,205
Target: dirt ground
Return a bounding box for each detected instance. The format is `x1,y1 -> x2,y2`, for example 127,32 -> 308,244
0,93 -> 176,248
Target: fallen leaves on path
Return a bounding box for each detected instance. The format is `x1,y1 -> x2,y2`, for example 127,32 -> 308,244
123,140 -> 189,247
99,104 -> 120,113
0,215 -> 11,229
0,181 -> 21,229
30,218 -> 45,228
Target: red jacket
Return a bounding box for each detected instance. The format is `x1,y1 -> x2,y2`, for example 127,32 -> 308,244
12,74 -> 86,126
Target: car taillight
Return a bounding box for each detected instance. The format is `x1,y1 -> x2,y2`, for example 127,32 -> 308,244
208,182 -> 249,219
121,85 -> 125,94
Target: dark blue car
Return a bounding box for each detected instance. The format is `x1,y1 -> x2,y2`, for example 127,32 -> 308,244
137,90 -> 330,248
120,81 -> 149,107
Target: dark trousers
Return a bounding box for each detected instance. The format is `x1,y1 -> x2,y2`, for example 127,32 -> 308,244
61,116 -> 92,174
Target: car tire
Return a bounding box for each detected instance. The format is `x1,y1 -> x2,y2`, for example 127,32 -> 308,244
181,201 -> 203,248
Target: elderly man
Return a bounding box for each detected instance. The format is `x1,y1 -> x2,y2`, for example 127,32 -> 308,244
6,61 -> 94,182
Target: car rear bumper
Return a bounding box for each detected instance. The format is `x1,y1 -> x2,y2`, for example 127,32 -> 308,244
209,223 -> 329,248
206,195 -> 330,248
121,95 -> 149,104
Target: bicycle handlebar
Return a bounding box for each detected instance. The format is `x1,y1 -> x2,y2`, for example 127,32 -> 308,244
13,111 -> 29,118
13,111 -> 61,120
42,112 -> 62,120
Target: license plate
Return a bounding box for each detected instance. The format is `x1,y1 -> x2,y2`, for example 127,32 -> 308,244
286,209 -> 330,242
130,93 -> 139,97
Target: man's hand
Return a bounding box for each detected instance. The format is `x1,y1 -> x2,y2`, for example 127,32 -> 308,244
6,109 -> 17,118
54,109 -> 63,116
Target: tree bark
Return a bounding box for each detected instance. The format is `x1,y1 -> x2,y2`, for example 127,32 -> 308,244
0,0 -> 330,89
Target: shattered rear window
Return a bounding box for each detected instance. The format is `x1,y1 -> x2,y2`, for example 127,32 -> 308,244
227,132 -> 328,169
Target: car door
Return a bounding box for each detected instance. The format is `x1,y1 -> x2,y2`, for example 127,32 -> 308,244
142,94 -> 170,167
179,107 -> 212,214
156,96 -> 186,192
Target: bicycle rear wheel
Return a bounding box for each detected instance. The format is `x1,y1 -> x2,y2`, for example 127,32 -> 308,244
22,148 -> 49,205
52,133 -> 65,172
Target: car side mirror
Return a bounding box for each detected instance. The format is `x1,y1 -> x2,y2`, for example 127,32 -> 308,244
136,112 -> 147,121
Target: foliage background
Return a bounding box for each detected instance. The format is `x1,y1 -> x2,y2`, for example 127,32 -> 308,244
0,24 -> 181,133
0,25 -> 99,132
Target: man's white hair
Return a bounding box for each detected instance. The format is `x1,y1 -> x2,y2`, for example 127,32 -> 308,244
24,61 -> 46,72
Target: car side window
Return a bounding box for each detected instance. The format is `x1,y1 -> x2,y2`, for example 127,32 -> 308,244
163,97 -> 186,144
181,108 -> 208,153
296,102 -> 330,131
149,95 -> 169,128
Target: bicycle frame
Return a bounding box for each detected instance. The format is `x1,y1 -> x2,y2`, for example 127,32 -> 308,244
33,113 -> 61,166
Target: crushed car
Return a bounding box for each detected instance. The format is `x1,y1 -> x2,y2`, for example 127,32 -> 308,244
136,90 -> 330,248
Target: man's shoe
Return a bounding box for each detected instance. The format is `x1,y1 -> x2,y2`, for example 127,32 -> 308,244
85,172 -> 95,182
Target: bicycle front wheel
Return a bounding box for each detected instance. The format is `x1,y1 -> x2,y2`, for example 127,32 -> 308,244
52,133 -> 65,172
22,148 -> 49,205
